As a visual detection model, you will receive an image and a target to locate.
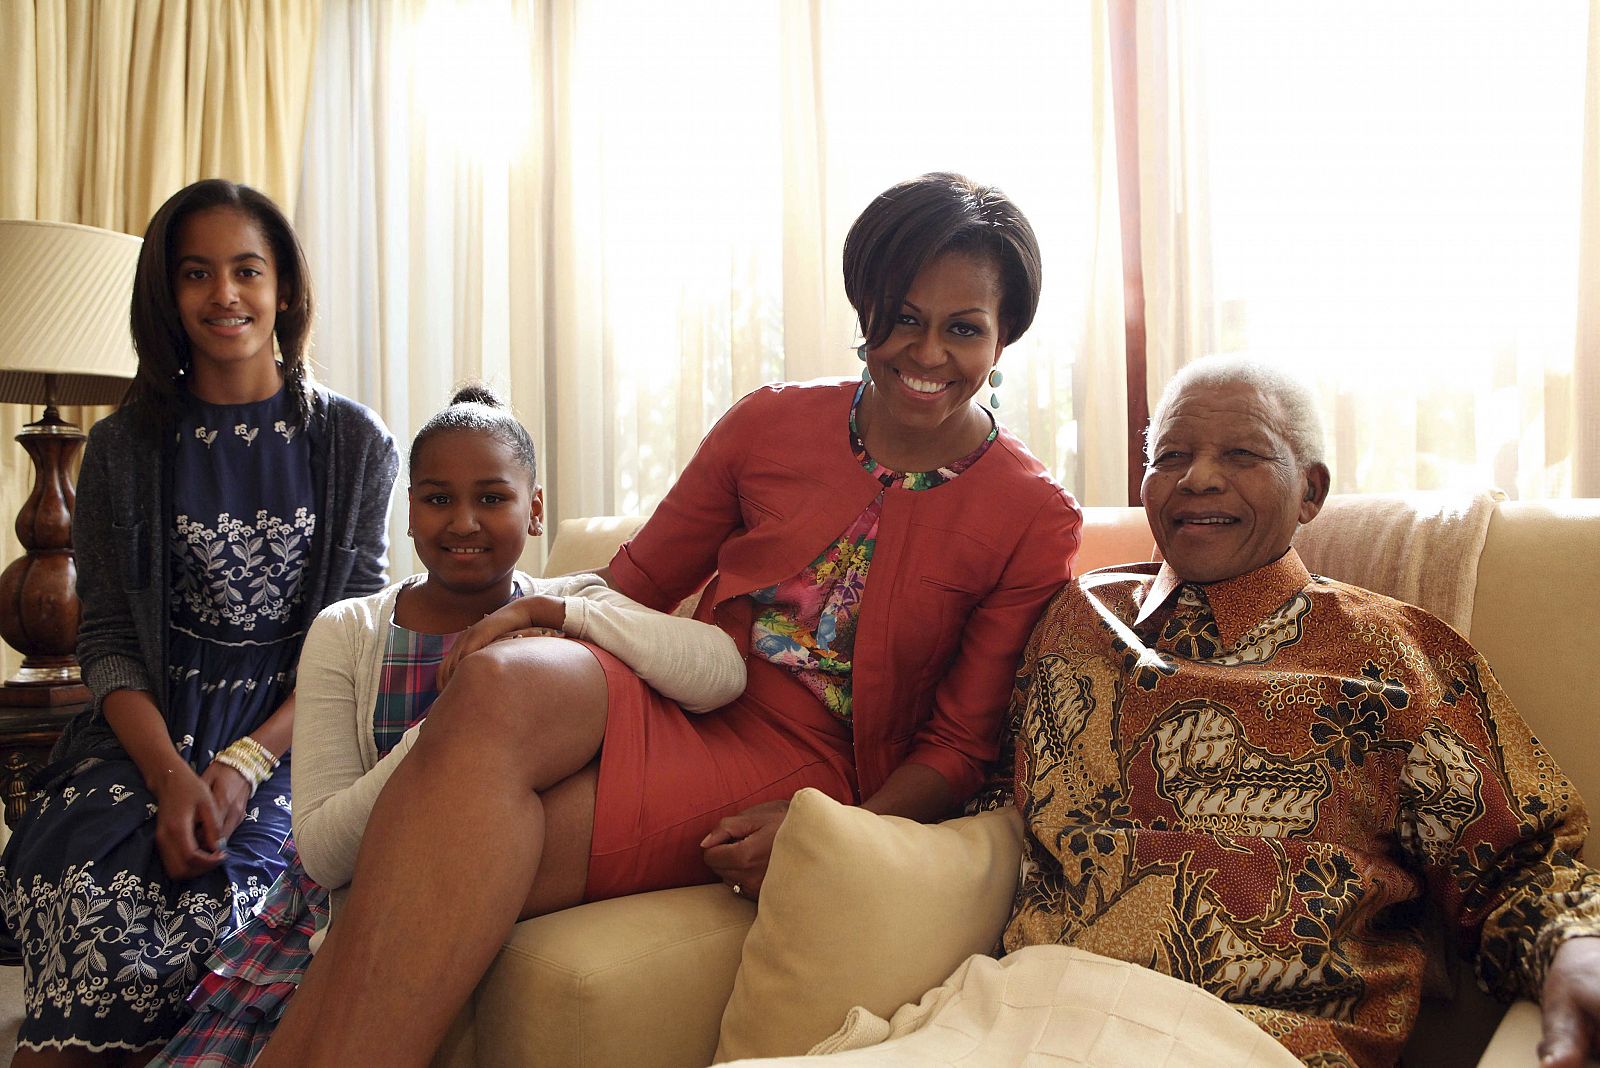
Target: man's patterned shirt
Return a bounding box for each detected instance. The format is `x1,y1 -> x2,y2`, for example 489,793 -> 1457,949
1003,550 -> 1600,1067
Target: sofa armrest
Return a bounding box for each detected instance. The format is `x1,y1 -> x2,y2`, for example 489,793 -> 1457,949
1475,1000 -> 1600,1068
466,884 -> 755,1068
1476,1001 -> 1541,1067
1075,506 -> 1157,572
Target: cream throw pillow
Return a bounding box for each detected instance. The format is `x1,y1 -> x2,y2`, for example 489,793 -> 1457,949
713,787 -> 1023,1063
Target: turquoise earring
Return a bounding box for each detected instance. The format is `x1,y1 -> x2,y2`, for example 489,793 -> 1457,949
858,343 -> 870,381
987,368 -> 1004,409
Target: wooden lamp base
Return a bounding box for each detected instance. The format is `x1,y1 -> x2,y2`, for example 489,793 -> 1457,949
0,406 -> 90,701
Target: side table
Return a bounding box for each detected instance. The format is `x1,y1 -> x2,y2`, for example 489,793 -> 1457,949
0,684 -> 89,829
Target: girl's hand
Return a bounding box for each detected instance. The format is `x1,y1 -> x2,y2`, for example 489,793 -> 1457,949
492,627 -> 565,642
438,594 -> 566,689
701,798 -> 791,901
200,760 -> 253,843
151,764 -> 228,880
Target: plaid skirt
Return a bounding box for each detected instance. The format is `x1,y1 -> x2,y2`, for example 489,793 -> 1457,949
149,844 -> 326,1067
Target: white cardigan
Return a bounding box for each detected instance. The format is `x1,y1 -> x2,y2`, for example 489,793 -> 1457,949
290,571 -> 745,892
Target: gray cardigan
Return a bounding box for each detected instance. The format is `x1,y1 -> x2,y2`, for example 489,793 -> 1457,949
52,384 -> 399,767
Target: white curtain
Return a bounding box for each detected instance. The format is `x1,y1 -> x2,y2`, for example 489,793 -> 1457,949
297,0 -> 1598,551
1130,0 -> 1216,401
297,0 -> 535,579
1136,0 -> 1595,499
1578,1 -> 1600,497
295,0 -> 1128,581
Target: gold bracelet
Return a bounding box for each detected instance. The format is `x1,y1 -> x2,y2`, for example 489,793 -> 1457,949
214,736 -> 280,794
232,734 -> 279,770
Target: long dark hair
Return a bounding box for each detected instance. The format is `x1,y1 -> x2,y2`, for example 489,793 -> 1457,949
124,178 -> 315,431
842,172 -> 1042,349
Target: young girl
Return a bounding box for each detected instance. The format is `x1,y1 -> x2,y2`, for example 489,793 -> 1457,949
0,179 -> 399,1065
151,385 -> 745,1066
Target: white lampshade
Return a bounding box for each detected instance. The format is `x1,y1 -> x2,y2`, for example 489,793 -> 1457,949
0,220 -> 142,408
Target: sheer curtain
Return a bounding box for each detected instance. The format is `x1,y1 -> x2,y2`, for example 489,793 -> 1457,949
296,0 -> 1129,581
299,0 -> 1598,555
1129,0 -> 1216,403
297,0 -> 535,580
0,0 -> 320,679
803,1 -> 1127,508
1578,3 -> 1600,496
1135,0 -> 1596,499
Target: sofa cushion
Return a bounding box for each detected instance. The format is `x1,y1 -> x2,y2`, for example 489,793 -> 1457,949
542,516 -> 648,578
714,788 -> 1023,1062
459,884 -> 755,1068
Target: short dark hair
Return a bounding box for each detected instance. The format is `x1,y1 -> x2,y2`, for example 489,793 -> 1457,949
842,172 -> 1042,349
410,384 -> 538,486
125,179 -> 315,430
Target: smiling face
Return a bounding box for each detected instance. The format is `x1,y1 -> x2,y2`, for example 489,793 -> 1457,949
1141,380 -> 1329,584
408,429 -> 541,598
858,251 -> 1005,465
173,207 -> 284,381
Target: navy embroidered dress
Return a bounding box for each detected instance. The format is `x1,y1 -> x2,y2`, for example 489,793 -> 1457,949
151,615 -> 490,1067
0,390 -> 314,1054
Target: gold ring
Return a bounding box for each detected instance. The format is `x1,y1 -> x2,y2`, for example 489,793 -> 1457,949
731,883 -> 743,896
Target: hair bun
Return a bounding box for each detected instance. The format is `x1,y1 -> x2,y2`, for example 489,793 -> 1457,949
450,383 -> 504,408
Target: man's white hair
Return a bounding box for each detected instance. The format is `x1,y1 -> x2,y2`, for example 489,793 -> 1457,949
1145,355 -> 1326,468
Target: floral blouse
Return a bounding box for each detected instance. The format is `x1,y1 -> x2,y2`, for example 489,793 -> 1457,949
750,384 -> 998,721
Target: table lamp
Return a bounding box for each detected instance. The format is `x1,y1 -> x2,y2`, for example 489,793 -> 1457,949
0,220 -> 141,702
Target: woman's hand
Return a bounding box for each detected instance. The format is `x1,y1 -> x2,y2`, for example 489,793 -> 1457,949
200,760 -> 253,844
102,688 -> 231,878
151,764 -> 228,880
438,594 -> 566,689
701,798 -> 791,900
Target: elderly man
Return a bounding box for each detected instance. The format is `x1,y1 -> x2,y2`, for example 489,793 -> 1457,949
1006,357 -> 1600,1067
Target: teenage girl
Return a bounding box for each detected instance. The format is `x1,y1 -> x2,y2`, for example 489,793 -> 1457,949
0,179 -> 399,1065
151,385 -> 745,1066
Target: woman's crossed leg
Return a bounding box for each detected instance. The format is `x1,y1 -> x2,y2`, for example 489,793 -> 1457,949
257,636 -> 606,1068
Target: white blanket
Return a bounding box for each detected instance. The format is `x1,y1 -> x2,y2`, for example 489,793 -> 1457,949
723,945 -> 1299,1068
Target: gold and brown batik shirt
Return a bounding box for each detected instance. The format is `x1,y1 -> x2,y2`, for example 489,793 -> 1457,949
1004,550 -> 1600,1068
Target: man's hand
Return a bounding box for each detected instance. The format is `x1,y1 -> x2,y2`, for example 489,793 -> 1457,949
701,799 -> 791,901
152,763 -> 227,880
1539,936 -> 1600,1067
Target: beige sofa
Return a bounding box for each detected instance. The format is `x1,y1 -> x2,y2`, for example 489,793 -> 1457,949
434,497 -> 1600,1068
